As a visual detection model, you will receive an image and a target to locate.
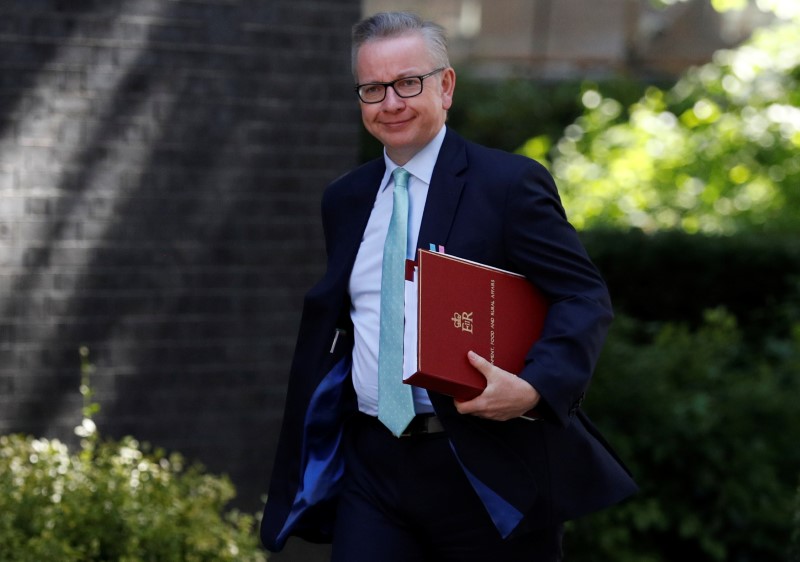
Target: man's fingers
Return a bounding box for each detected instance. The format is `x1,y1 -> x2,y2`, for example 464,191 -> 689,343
467,350 -> 493,378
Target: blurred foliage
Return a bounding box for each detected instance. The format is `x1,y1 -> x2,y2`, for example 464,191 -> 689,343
448,75 -> 661,154
580,228 -> 800,338
793,479 -> 800,561
651,0 -> 747,9
565,307 -> 800,562
519,12 -> 800,233
0,348 -> 266,562
571,229 -> 800,560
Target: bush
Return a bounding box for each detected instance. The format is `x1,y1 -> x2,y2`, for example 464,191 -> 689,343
520,13 -> 800,234
447,76 -> 653,154
0,349 -> 266,562
580,228 -> 800,337
0,435 -> 266,562
565,309 -> 800,561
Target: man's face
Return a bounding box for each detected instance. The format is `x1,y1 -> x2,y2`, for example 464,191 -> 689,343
355,33 -> 455,165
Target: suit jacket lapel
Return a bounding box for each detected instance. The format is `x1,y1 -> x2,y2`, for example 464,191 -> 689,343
417,129 -> 467,252
327,159 -> 386,287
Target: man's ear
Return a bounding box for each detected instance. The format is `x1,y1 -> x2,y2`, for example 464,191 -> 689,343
441,67 -> 456,110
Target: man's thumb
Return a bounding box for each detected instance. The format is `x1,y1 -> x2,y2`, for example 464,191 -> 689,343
467,350 -> 493,378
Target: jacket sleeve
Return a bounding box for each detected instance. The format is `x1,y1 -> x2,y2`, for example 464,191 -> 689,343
503,160 -> 613,427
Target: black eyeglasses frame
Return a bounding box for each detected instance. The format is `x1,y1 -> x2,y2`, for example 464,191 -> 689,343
354,67 -> 447,104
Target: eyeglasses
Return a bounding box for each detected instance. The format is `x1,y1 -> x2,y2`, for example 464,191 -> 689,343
354,68 -> 446,104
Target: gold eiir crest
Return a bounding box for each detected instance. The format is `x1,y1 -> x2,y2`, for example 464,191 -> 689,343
451,312 -> 474,334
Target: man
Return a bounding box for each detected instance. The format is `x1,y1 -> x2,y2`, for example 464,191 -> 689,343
261,11 -> 636,561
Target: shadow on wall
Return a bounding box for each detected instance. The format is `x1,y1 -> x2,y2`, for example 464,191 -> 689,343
1,0 -> 359,513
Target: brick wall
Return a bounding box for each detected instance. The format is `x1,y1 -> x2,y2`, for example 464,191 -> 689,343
0,0 -> 361,527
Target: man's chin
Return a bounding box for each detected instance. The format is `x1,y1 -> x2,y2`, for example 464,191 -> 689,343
377,134 -> 411,152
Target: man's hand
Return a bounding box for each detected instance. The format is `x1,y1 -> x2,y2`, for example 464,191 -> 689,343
454,351 -> 541,421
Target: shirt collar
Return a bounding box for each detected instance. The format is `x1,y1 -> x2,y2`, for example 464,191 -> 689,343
381,125 -> 447,191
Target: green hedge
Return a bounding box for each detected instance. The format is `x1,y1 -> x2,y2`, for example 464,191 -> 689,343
559,229 -> 800,560
581,229 -> 800,338
566,308 -> 800,561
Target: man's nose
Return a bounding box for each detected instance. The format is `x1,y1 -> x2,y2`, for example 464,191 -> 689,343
382,86 -> 406,110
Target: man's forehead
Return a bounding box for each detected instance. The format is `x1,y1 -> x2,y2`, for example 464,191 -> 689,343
356,34 -> 431,79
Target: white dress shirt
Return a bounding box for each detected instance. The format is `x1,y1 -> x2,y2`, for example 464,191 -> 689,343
349,126 -> 447,416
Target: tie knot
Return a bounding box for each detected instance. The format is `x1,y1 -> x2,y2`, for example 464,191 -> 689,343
392,167 -> 410,191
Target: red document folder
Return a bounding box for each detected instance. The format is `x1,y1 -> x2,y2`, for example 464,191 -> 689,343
405,250 -> 549,401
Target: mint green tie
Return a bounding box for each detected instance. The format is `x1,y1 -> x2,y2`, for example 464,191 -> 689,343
377,167 -> 416,436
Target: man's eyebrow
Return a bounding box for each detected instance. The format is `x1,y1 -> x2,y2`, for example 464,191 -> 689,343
362,70 -> 425,83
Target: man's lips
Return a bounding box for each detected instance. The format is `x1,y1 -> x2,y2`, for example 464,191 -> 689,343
380,117 -> 413,127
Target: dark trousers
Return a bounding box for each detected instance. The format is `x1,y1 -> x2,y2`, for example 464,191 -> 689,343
331,414 -> 563,562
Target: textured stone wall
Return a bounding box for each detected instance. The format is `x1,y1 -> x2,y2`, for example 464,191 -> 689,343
0,0 -> 361,525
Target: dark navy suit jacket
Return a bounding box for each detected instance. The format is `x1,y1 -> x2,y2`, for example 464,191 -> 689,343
261,128 -> 637,551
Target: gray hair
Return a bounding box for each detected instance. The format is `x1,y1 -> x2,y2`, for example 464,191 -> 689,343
351,12 -> 450,81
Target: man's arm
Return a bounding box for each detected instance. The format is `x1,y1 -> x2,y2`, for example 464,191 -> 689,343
458,159 -> 612,426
